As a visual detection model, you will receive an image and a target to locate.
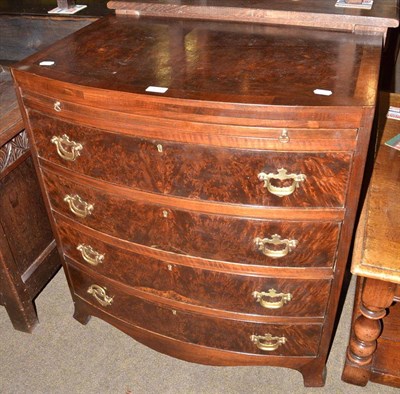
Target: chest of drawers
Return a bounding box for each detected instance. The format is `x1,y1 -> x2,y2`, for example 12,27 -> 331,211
12,15 -> 383,386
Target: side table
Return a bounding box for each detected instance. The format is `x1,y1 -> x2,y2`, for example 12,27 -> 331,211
342,92 -> 400,388
0,65 -> 60,332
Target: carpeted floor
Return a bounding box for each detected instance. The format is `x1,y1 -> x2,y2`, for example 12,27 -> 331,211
0,268 -> 398,394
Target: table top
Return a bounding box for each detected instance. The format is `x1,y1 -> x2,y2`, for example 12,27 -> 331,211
12,15 -> 383,107
109,0 -> 399,31
351,93 -> 400,284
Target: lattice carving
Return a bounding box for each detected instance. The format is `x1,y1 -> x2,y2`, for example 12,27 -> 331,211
0,131 -> 30,173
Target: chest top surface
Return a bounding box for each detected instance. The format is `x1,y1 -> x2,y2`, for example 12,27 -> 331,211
14,15 -> 382,107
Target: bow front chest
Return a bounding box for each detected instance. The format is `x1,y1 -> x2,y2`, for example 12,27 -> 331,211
12,15 -> 383,386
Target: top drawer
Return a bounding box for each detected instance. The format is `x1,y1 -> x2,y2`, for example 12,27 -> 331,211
28,110 -> 353,208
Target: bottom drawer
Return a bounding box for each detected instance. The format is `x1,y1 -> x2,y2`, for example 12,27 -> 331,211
68,264 -> 323,357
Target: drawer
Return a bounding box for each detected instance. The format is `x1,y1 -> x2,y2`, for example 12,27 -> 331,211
44,170 -> 340,268
29,110 -> 352,207
58,219 -> 331,317
29,110 -> 165,193
68,263 -> 323,356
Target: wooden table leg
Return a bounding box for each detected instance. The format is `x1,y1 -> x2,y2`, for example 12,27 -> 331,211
342,277 -> 396,386
0,236 -> 39,333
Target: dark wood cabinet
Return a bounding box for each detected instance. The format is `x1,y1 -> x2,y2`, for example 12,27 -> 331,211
10,5 -> 396,385
0,67 -> 60,332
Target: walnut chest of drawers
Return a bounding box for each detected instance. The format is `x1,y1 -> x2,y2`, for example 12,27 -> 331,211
12,15 -> 383,386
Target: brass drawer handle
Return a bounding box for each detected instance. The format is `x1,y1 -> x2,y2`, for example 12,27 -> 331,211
87,284 -> 113,307
258,168 -> 306,197
254,234 -> 298,259
253,288 -> 292,309
77,244 -> 105,266
64,194 -> 94,218
51,134 -> 83,161
250,333 -> 287,352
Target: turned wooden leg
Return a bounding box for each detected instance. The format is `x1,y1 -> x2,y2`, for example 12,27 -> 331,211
299,360 -> 327,387
342,277 -> 396,386
73,301 -> 91,325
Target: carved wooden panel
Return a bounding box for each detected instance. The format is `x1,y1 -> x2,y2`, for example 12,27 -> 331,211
0,130 -> 29,174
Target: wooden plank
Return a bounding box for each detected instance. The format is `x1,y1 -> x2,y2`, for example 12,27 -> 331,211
108,0 -> 398,32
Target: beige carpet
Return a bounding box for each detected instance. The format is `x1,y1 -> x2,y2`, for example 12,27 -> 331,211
0,269 -> 398,394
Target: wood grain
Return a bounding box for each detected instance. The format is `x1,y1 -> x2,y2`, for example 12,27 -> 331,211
26,102 -> 359,151
342,93 -> 400,388
0,157 -> 55,276
351,95 -> 400,283
44,169 -> 341,268
11,13 -> 384,386
29,110 -> 352,207
68,263 -> 323,356
58,219 -> 332,317
108,0 -> 398,33
12,15 -> 382,107
0,157 -> 60,332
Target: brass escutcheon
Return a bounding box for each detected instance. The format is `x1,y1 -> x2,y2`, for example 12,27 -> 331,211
258,168 -> 306,197
77,244 -> 105,266
64,194 -> 94,218
250,333 -> 287,352
253,288 -> 292,309
87,284 -> 113,307
53,101 -> 62,112
51,134 -> 83,161
278,129 -> 290,143
254,234 -> 298,259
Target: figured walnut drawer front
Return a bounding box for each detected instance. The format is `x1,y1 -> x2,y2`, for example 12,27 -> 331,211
58,220 -> 331,317
30,111 -> 352,207
68,263 -> 323,356
44,170 -> 340,268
